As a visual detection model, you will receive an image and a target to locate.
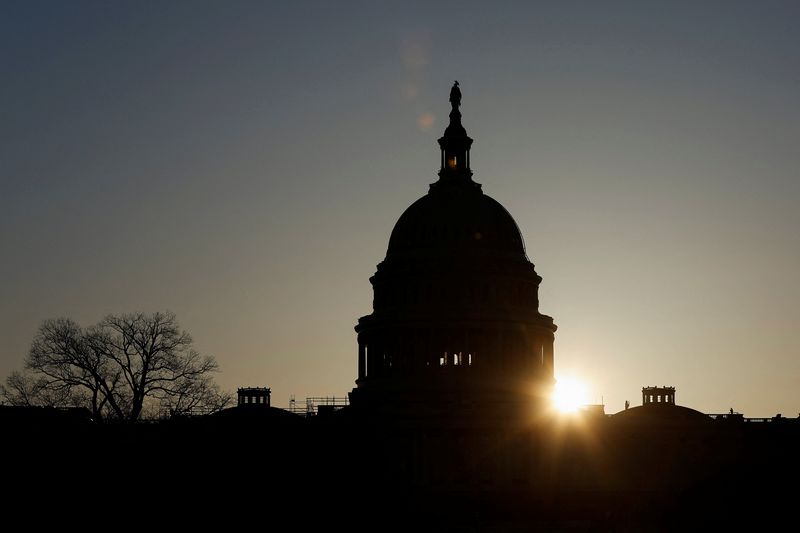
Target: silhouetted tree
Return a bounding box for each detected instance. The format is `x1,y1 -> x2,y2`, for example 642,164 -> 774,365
13,311 -> 229,421
1,369 -> 80,407
88,312 -> 222,421
158,373 -> 233,417
26,318 -> 119,418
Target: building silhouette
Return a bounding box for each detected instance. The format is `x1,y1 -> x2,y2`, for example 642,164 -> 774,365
642,385 -> 675,405
237,387 -> 271,408
351,82 -> 555,421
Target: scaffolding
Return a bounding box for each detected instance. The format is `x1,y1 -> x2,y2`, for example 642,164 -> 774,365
287,395 -> 349,416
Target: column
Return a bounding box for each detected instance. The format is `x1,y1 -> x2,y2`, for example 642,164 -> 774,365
543,339 -> 554,375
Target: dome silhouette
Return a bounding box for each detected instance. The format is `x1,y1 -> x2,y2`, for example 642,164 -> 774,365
386,185 -> 527,258
351,83 -> 556,417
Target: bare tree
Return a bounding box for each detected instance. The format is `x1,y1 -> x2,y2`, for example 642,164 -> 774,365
27,318 -> 122,420
158,374 -> 233,417
90,311 -> 220,421
15,312 -> 227,422
1,370 -> 78,407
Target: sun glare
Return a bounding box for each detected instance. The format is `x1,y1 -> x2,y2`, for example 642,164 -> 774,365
553,377 -> 589,413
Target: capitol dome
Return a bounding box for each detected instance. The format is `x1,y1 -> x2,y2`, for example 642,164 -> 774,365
351,82 -> 556,418
386,185 -> 526,258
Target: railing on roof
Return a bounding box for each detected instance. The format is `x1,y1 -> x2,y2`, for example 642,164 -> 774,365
707,413 -> 793,423
286,395 -> 350,416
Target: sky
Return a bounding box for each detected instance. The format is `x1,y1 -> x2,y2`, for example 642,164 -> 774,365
1,1 -> 799,416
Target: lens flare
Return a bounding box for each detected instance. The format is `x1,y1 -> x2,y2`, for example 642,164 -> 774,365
417,112 -> 435,130
553,377 -> 589,413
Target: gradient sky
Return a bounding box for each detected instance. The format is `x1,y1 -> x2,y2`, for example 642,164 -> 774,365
2,1 -> 799,416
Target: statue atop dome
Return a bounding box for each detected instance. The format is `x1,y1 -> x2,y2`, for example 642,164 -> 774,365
438,81 -> 472,181
449,80 -> 461,109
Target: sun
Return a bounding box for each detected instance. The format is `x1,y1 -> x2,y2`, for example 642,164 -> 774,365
553,377 -> 589,413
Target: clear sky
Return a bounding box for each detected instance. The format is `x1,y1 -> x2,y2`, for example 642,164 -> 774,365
2,1 -> 799,416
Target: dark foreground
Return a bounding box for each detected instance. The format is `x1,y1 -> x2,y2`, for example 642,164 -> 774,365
4,405 -> 799,531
